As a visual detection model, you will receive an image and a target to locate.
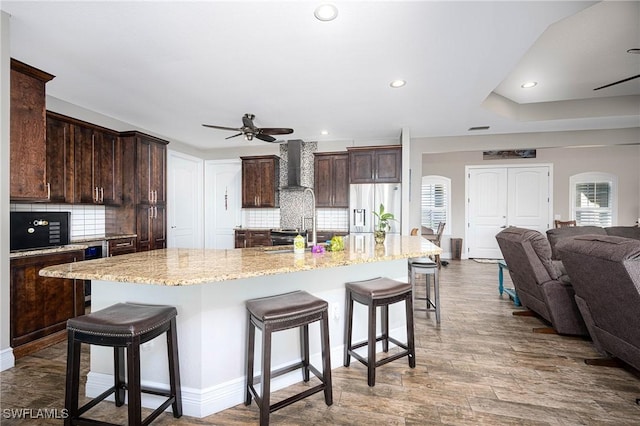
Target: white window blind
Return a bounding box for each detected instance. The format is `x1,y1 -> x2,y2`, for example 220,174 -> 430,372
421,176 -> 450,233
570,173 -> 617,227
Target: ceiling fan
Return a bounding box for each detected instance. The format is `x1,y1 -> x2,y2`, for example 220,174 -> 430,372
202,113 -> 293,143
593,48 -> 640,91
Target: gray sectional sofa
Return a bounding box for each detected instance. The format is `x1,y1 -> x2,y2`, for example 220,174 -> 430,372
557,235 -> 640,372
495,227 -> 588,336
546,225 -> 640,260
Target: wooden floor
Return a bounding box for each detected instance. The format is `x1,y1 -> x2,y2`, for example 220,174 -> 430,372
2,260 -> 640,425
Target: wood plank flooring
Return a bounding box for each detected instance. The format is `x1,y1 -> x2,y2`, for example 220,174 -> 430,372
2,260 -> 639,424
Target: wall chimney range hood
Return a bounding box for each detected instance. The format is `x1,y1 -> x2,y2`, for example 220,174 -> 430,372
281,139 -> 310,191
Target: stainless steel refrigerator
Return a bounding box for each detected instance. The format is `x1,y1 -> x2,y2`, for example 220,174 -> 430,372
349,183 -> 402,234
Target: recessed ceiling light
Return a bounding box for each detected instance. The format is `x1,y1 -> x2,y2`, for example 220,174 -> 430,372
390,79 -> 406,88
521,81 -> 537,89
314,4 -> 338,21
320,130 -> 329,135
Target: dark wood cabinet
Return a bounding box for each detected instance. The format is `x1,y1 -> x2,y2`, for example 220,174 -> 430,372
234,229 -> 272,248
135,135 -> 166,205
72,123 -> 122,205
316,230 -> 348,243
119,132 -> 168,252
348,146 -> 402,183
108,237 -> 137,256
10,59 -> 55,201
241,156 -> 279,208
314,152 -> 349,208
10,250 -> 84,358
46,114 -> 73,203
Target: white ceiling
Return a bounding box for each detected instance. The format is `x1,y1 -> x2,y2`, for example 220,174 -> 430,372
2,1 -> 639,151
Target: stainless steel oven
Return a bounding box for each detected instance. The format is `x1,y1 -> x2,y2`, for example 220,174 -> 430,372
270,229 -> 307,246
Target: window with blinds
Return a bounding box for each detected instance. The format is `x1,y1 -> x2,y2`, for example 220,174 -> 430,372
570,173 -> 617,227
421,176 -> 450,233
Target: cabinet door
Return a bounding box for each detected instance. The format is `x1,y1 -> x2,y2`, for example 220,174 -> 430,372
10,64 -> 51,201
242,160 -> 259,207
46,115 -> 73,203
151,205 -> 167,250
136,137 -> 153,204
314,155 -> 333,207
235,231 -> 247,248
257,158 -> 277,207
136,205 -> 152,252
375,148 -> 402,183
94,130 -> 122,205
349,150 -> 375,183
332,154 -> 350,207
108,238 -> 136,256
150,141 -> 166,204
10,251 -> 83,349
73,124 -> 97,203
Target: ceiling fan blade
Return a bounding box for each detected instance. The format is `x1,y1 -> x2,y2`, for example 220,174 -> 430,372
202,124 -> 242,131
255,133 -> 277,143
593,74 -> 640,91
225,132 -> 244,140
260,127 -> 294,135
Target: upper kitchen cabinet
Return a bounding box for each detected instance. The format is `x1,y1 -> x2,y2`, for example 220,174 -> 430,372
122,132 -> 168,205
72,121 -> 122,205
10,59 -> 55,201
347,146 -> 402,184
46,113 -> 73,203
241,155 -> 280,208
314,152 -> 349,208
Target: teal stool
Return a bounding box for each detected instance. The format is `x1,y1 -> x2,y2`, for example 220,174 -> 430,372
498,260 -> 521,306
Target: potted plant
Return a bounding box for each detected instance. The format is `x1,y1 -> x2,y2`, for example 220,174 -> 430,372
373,203 -> 396,244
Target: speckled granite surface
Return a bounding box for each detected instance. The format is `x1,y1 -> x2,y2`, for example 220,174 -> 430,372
9,244 -> 88,259
40,234 -> 441,286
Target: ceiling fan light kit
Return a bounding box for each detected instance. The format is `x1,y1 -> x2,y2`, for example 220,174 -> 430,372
203,113 -> 293,143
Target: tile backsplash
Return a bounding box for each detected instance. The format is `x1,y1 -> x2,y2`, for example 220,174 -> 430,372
10,203 -> 107,240
243,207 -> 348,231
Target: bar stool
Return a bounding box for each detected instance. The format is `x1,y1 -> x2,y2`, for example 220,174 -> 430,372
343,277 -> 415,387
65,303 -> 182,426
408,257 -> 440,323
245,290 -> 332,426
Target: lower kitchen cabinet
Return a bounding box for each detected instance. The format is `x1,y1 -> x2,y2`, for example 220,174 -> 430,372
10,250 -> 84,358
108,237 -> 137,256
235,229 -> 272,248
137,204 -> 166,251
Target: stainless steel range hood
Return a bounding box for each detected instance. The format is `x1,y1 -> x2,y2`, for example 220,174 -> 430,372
281,139 -> 309,191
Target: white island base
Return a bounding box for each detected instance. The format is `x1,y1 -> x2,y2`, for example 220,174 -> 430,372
87,259 -> 409,418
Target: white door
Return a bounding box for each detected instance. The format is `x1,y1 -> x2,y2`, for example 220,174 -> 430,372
466,165 -> 550,259
167,150 -> 204,248
205,160 -> 241,249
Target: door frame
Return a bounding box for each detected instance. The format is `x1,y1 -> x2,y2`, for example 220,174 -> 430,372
464,163 -> 553,259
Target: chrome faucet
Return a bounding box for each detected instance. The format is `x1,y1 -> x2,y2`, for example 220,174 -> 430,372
302,187 -> 317,247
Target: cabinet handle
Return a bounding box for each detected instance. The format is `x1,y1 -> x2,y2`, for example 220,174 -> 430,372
94,186 -> 98,203
149,206 -> 153,218
149,190 -> 153,203
154,206 -> 158,219
46,182 -> 51,201
100,187 -> 104,203
115,242 -> 131,247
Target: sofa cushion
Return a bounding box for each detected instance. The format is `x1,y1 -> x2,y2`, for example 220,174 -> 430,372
605,226 -> 640,240
546,226 -> 607,260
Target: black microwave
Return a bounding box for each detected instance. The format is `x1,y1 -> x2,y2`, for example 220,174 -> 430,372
10,211 -> 70,251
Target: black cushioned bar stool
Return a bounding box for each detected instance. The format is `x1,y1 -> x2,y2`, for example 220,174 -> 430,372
408,257 -> 441,323
65,303 -> 182,426
245,290 -> 332,426
343,277 -> 415,387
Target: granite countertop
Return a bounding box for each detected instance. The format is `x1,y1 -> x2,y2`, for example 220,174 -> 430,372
71,234 -> 137,243
10,244 -> 89,259
40,234 -> 442,286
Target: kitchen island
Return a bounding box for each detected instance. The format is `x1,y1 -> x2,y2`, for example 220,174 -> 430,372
40,234 -> 441,418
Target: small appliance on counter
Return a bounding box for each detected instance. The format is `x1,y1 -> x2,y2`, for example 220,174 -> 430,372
10,211 -> 70,251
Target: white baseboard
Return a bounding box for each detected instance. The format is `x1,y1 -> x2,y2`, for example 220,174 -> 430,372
1,347 -> 15,372
85,345 -> 347,418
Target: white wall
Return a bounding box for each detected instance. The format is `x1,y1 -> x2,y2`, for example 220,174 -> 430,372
414,141 -> 640,257
1,11 -> 14,371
